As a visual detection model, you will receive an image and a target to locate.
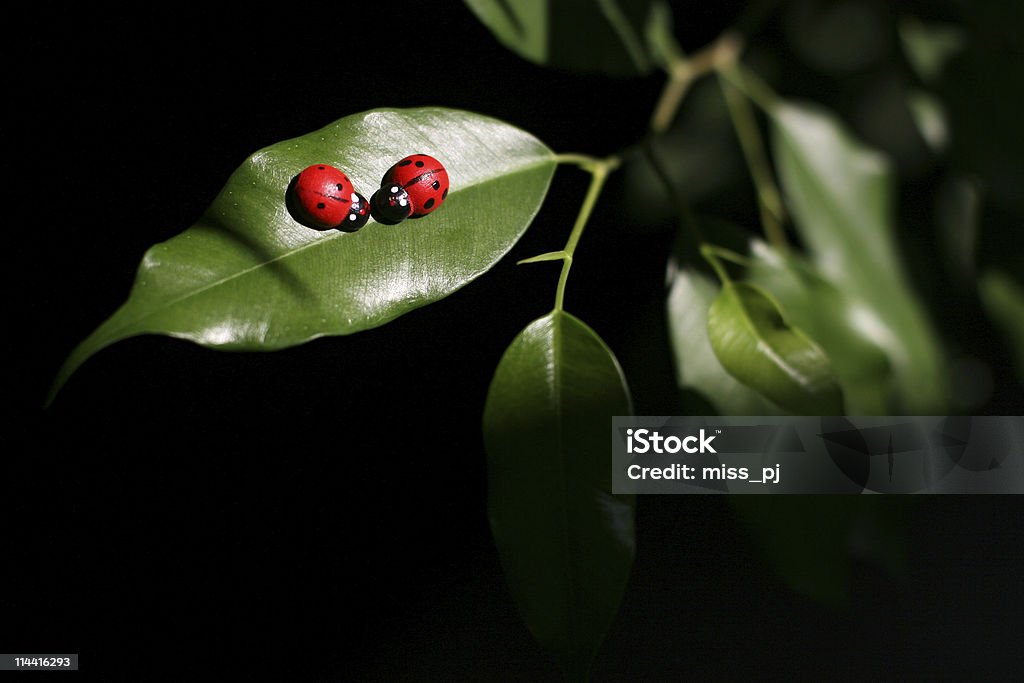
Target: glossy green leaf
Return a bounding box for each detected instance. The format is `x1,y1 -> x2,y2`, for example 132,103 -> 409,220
770,101 -> 947,412
483,311 -> 634,681
746,240 -> 891,414
666,267 -> 780,415
50,107 -> 556,402
979,269 -> 1024,378
707,281 -> 844,415
463,0 -> 664,77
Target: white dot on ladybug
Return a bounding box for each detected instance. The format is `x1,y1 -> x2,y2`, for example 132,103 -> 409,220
350,193 -> 358,201
391,186 -> 399,193
349,214 -> 357,221
399,198 -> 407,206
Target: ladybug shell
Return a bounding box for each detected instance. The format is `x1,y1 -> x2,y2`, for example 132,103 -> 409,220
380,154 -> 449,217
293,164 -> 358,229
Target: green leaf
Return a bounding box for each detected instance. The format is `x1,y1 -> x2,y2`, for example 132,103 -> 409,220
483,311 -> 634,681
666,267 -> 780,415
464,0 -> 548,66
50,107 -> 556,402
707,281 -> 844,415
979,269 -> 1024,379
746,240 -> 891,414
730,496 -> 862,607
644,0 -> 682,70
731,496 -> 914,607
899,17 -> 966,84
935,175 -> 981,284
906,89 -> 949,152
770,100 -> 947,413
463,0 -> 664,77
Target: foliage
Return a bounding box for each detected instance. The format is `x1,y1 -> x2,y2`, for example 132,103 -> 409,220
49,1 -> 1022,679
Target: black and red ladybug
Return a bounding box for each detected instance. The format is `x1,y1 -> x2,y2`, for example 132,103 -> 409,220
290,164 -> 370,232
370,154 -> 449,225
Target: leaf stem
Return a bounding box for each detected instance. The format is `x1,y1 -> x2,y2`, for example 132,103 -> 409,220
703,244 -> 753,268
716,62 -> 779,113
650,31 -> 743,134
523,155 -> 620,311
555,153 -> 606,170
700,244 -> 734,285
718,70 -> 788,250
552,156 -> 619,312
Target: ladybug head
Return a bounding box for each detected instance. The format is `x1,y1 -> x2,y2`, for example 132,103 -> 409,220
339,192 -> 371,232
370,184 -> 413,225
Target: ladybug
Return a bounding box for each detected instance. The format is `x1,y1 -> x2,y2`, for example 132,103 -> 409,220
290,164 -> 370,231
370,154 -> 449,225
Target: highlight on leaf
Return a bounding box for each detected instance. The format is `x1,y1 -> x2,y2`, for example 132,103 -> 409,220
483,310 -> 634,682
49,108 -> 557,404
706,280 -> 845,416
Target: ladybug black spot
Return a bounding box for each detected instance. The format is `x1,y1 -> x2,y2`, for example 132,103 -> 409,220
424,198 -> 435,209
442,188 -> 448,199
318,166 -> 325,170
415,160 -> 425,167
336,183 -> 344,191
398,159 -> 412,166
432,180 -> 440,190
317,202 -> 326,209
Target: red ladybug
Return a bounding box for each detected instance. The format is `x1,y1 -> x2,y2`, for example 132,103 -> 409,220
370,154 -> 449,225
290,164 -> 370,231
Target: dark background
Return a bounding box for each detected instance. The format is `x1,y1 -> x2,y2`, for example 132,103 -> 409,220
4,2 -> 1022,680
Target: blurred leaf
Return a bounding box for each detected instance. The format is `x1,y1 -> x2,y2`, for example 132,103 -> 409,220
936,175 -> 982,284
848,497 -> 915,577
746,240 -> 891,414
906,89 -> 949,153
483,311 -> 634,681
899,17 -> 966,83
464,0 -> 665,77
51,108 -> 555,403
784,0 -> 891,74
770,101 -> 948,412
938,5 -> 1024,219
979,270 -> 1024,379
624,80 -> 742,228
732,496 -> 912,607
730,496 -> 862,606
463,0 -> 547,65
644,0 -> 681,70
707,280 -> 845,415
666,267 -> 780,414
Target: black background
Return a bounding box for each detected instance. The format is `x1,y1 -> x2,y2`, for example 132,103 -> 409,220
4,2 -> 1023,680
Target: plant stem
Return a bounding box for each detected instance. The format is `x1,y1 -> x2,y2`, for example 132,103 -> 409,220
555,153 -> 604,170
703,244 -> 753,267
716,62 -> 779,113
650,31 -> 743,134
718,71 -> 788,250
700,244 -> 734,285
643,30 -> 753,256
553,156 -> 619,312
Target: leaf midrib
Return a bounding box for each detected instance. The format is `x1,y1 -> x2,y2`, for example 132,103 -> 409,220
549,312 -> 578,655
